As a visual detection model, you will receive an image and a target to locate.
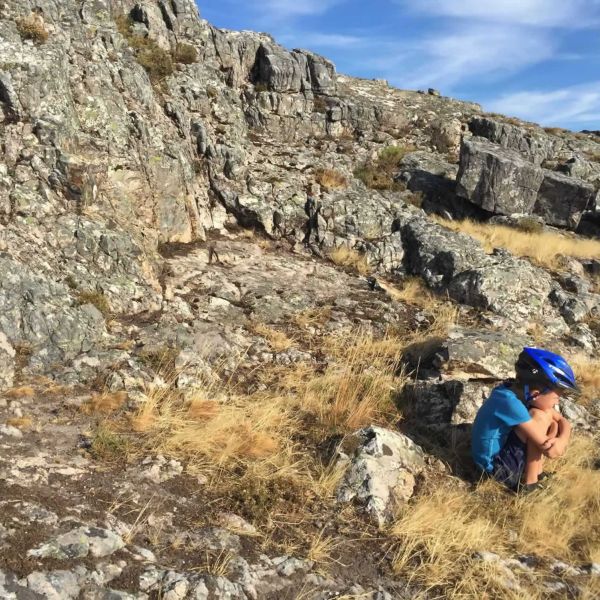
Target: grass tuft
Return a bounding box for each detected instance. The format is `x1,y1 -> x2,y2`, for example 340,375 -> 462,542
329,246 -> 370,275
436,217 -> 600,269
314,167 -> 347,191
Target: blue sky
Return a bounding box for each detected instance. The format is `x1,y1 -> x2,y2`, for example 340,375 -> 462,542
197,0 -> 600,131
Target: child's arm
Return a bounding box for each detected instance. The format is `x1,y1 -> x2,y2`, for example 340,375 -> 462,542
519,408 -> 553,449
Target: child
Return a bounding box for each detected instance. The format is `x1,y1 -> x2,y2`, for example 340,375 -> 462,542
471,347 -> 577,493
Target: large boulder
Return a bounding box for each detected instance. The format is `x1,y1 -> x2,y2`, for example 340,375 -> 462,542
403,327 -> 529,382
457,138 -> 594,230
252,43 -> 336,94
534,170 -> 595,229
401,217 -> 488,289
469,117 -> 562,165
337,426 -> 426,526
456,138 -> 544,215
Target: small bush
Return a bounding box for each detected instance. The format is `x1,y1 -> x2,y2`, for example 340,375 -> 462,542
354,145 -> 415,191
173,42 -> 198,64
314,167 -> 347,191
206,85 -> 219,99
91,426 -> 130,462
254,82 -> 269,93
77,291 -> 111,317
16,14 -> 49,44
115,14 -> 173,82
543,126 -> 568,135
138,346 -> 180,375
514,216 -> 544,234
136,44 -> 173,82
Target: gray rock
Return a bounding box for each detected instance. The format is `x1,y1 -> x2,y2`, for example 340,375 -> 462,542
469,116 -> 562,165
403,327 -> 528,387
401,380 -> 490,426
28,526 -> 125,560
26,570 -> 82,600
456,138 -> 544,215
535,170 -> 595,229
337,426 -> 426,525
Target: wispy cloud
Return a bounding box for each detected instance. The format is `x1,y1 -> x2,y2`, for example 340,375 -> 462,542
400,0 -> 600,28
363,25 -> 555,91
254,0 -> 345,23
279,32 -> 367,49
489,81 -> 600,126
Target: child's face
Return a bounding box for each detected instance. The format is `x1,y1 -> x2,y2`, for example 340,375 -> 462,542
531,388 -> 561,410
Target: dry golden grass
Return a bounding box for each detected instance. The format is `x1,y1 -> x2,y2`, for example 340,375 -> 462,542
568,353 -> 600,405
435,217 -> 600,269
132,381 -> 293,470
293,306 -> 332,329
4,386 -> 35,399
329,246 -> 370,275
6,416 -> 33,430
250,322 -> 294,352
314,168 -> 347,191
306,529 -> 340,564
81,391 -> 128,415
390,436 -> 600,597
378,277 -> 459,337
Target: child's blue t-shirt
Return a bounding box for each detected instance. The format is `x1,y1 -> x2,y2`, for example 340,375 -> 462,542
471,384 -> 531,473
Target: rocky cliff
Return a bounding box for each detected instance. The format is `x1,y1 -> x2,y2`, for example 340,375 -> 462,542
0,1 -> 599,598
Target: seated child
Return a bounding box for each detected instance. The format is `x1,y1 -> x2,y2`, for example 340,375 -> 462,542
471,347 -> 577,493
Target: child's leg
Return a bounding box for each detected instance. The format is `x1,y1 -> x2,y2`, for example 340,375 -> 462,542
524,436 -> 543,484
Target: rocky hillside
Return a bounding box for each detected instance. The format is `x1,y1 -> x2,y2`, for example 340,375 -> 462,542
0,1 -> 599,598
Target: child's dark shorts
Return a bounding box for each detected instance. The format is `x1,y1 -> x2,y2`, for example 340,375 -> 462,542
490,430 -> 526,490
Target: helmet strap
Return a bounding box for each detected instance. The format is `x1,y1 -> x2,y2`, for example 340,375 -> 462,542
524,384 -> 532,406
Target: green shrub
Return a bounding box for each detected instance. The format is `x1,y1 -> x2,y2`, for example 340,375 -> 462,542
114,14 -> 173,82
16,14 -> 49,43
254,82 -> 269,93
354,145 -> 415,191
173,42 -> 198,64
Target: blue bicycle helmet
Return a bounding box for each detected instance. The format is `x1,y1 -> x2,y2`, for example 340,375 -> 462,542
515,347 -> 577,392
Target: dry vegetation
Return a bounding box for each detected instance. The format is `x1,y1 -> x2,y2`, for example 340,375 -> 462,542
436,217 -> 600,268
115,15 -> 174,82
391,436 -> 600,597
568,353 -> 600,406
329,246 -> 370,275
16,14 -> 49,43
314,167 -> 347,191
354,145 -> 415,190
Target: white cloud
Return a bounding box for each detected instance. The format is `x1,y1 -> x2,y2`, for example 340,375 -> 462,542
400,0 -> 600,28
489,82 -> 600,127
279,32 -> 367,49
366,25 -> 555,91
256,0 -> 344,21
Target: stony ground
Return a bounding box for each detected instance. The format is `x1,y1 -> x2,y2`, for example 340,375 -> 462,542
1,1 -> 600,598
